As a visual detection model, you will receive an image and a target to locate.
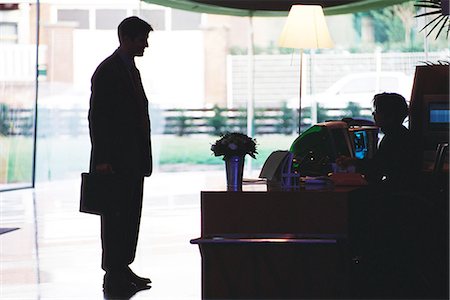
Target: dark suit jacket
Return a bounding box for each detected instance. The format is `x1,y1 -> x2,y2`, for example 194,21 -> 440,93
88,49 -> 152,177
357,125 -> 417,189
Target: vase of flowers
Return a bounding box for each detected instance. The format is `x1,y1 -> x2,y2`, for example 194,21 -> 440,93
211,132 -> 257,191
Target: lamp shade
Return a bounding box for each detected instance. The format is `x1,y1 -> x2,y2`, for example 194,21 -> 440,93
279,5 -> 333,49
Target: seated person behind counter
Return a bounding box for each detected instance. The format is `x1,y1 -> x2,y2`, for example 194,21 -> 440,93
336,94 -> 435,298
336,92 -> 419,191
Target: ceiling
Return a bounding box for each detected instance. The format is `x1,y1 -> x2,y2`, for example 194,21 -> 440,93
142,0 -> 410,16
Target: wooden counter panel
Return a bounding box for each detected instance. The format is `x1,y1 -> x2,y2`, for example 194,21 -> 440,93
201,190 -> 355,236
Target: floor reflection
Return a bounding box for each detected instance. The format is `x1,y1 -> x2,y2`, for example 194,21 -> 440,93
0,171 -> 227,299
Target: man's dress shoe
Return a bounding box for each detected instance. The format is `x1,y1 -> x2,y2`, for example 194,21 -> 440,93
124,267 -> 152,287
103,272 -> 138,298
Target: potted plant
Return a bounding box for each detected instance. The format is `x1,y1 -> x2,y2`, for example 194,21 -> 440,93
211,132 -> 257,191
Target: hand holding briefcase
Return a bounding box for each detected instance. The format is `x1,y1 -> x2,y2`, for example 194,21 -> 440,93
79,172 -> 128,215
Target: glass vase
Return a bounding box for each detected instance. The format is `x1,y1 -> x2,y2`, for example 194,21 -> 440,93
224,155 -> 245,191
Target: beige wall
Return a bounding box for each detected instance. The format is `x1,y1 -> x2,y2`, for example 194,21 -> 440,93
29,3 -> 51,45
203,26 -> 228,107
29,4 -> 75,83
44,23 -> 75,83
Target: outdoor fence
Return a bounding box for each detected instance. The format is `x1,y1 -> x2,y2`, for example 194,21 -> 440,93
228,51 -> 449,107
0,104 -> 372,137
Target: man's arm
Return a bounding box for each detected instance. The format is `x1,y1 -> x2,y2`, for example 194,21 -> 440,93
89,63 -> 116,172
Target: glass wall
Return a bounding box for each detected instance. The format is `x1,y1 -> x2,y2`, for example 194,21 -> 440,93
32,0 -> 207,181
0,0 -> 448,190
153,1 -> 449,173
0,3 -> 37,190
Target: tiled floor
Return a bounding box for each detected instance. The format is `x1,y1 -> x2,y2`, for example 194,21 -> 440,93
0,170 -> 232,300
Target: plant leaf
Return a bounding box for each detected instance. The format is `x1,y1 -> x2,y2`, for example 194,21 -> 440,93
415,4 -> 442,9
415,0 -> 443,9
425,15 -> 445,37
419,14 -> 444,33
415,0 -> 440,3
419,14 -> 440,32
415,10 -> 442,18
434,16 -> 450,38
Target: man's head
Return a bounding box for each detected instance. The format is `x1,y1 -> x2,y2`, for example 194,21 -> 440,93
118,16 -> 153,57
372,92 -> 409,129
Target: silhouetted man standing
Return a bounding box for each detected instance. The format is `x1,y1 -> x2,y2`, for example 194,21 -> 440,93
88,16 -> 153,296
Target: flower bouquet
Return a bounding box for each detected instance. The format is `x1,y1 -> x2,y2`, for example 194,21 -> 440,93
211,132 -> 258,159
211,132 -> 257,191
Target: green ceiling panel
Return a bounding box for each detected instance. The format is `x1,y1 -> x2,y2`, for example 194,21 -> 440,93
143,0 -> 411,16
142,0 -> 286,17
324,0 -> 411,15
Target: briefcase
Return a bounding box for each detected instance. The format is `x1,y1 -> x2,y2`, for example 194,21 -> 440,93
80,172 -> 128,215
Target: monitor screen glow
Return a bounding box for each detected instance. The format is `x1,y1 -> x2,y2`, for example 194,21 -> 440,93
428,101 -> 450,130
353,130 -> 368,159
429,103 -> 450,124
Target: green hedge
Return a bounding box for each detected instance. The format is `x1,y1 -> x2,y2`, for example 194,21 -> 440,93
0,134 -> 297,183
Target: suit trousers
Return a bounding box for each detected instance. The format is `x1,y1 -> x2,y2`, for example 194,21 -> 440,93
101,176 -> 144,272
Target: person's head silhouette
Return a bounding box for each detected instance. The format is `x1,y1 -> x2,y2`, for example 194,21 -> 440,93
118,16 -> 153,58
372,92 -> 408,131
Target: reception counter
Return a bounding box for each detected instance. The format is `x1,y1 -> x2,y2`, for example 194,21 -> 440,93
199,188 -> 358,237
191,186 -> 364,299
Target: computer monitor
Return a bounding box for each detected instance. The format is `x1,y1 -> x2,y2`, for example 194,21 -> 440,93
348,126 -> 379,160
290,121 -> 354,176
289,121 -> 379,176
259,150 -> 299,190
352,130 -> 368,159
428,101 -> 450,130
422,95 -> 449,153
259,150 -> 291,181
409,66 -> 449,170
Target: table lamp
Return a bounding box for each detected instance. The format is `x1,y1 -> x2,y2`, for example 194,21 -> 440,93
279,4 -> 334,134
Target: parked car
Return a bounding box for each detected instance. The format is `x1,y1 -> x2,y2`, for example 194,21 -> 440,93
289,71 -> 413,109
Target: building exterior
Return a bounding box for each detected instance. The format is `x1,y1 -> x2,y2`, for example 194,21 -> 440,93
0,0 -> 363,110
